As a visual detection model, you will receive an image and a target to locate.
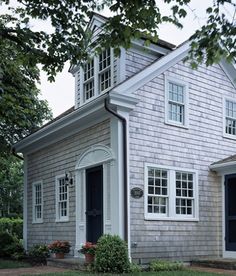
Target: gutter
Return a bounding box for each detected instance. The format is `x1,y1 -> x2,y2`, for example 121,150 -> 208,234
104,97 -> 128,242
12,147 -> 24,160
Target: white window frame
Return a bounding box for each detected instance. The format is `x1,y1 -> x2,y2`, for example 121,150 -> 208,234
165,75 -> 189,128
32,181 -> 43,224
223,97 -> 236,140
55,174 -> 69,222
144,164 -> 199,221
80,48 -> 114,105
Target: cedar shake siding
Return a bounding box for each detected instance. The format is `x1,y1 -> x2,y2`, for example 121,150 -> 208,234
27,119 -> 110,253
129,61 -> 236,263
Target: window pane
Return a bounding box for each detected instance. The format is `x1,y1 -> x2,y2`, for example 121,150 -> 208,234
225,100 -> 236,136
58,177 -> 68,219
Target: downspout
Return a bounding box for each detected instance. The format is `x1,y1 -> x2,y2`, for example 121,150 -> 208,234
12,147 -> 24,160
104,96 -> 128,242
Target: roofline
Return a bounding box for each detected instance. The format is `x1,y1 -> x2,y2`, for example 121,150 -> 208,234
210,160 -> 236,170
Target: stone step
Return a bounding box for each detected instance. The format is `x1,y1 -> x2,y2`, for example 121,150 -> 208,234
47,258 -> 87,271
191,259 -> 236,270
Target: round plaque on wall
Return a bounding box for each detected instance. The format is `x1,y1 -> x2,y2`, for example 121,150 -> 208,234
130,187 -> 143,199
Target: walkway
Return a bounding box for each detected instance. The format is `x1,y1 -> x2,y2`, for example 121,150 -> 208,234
0,266 -> 68,276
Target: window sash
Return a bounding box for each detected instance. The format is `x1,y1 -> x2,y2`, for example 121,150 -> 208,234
57,177 -> 68,220
225,100 -> 236,136
146,166 -> 197,220
33,182 -> 42,223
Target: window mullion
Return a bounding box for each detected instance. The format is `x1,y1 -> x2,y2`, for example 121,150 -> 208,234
169,170 -> 175,217
94,56 -> 98,95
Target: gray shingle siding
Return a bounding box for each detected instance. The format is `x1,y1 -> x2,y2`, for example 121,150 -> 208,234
27,119 -> 110,253
129,60 -> 236,263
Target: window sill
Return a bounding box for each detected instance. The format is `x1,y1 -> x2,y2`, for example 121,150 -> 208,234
223,133 -> 236,141
145,214 -> 199,222
165,121 -> 189,130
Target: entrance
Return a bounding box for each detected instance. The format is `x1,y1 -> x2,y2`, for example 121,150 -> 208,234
86,165 -> 103,243
225,174 -> 236,251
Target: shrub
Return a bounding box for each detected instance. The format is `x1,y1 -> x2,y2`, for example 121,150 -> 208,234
0,231 -> 24,258
0,218 -> 23,239
94,234 -> 130,273
150,259 -> 184,271
28,244 -> 50,264
130,262 -> 142,273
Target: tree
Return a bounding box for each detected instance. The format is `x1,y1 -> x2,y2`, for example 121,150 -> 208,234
0,34 -> 52,155
0,155 -> 23,217
0,0 -> 235,83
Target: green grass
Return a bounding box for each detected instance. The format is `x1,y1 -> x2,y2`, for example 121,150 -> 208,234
26,271 -> 232,276
0,258 -> 32,269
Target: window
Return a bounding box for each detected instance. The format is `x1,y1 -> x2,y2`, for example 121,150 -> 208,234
56,176 -> 69,222
32,181 -> 43,223
165,76 -> 189,128
145,165 -> 198,221
224,99 -> 236,137
81,48 -> 113,103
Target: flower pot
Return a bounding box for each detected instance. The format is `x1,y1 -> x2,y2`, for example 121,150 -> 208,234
85,253 -> 95,263
55,252 -> 65,259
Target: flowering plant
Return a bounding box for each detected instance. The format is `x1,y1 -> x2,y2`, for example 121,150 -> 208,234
48,240 -> 71,254
79,242 -> 96,255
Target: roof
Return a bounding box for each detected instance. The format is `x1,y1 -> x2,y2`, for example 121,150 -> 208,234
211,154 -> 236,166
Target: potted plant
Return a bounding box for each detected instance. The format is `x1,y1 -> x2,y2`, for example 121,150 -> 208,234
48,240 -> 71,259
79,242 -> 96,263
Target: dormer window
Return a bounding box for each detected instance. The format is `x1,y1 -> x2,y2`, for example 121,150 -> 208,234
81,48 -> 114,104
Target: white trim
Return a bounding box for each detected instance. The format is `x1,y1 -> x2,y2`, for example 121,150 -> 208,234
164,75 -> 189,128
210,160 -> 236,172
32,180 -> 43,224
112,42 -> 190,95
23,156 -> 28,250
55,174 -> 69,223
144,163 -> 199,221
223,96 -> 236,140
117,47 -> 126,83
74,144 -> 116,256
131,39 -> 172,56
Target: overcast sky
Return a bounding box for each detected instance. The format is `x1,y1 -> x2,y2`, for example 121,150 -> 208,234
38,0 -> 233,118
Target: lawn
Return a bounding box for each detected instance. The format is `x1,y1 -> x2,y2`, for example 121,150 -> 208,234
27,271 -> 232,276
0,258 -> 31,269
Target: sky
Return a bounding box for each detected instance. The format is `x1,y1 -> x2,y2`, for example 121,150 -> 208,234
38,0 -> 232,118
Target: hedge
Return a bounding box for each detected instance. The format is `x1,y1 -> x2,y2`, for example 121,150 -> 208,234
0,218 -> 23,239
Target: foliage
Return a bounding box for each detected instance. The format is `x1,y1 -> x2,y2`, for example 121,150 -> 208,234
79,242 -> 96,255
28,244 -> 50,264
0,0 -> 235,83
150,259 -> 184,271
0,231 -> 24,258
0,218 -> 23,239
0,259 -> 31,269
48,240 -> 71,254
130,262 -> 142,273
94,234 -> 130,273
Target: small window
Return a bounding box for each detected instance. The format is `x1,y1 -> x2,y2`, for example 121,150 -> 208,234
99,49 -> 111,93
32,181 -> 43,223
56,176 -> 69,222
83,60 -> 94,101
165,77 -> 189,128
225,99 -> 236,136
145,165 -> 198,221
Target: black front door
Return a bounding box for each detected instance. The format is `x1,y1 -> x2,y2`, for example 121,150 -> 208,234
86,165 -> 103,243
225,174 -> 236,251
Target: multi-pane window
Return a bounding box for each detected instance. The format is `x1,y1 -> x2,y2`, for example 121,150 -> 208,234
175,172 -> 194,215
165,78 -> 189,128
225,99 -> 236,136
83,60 -> 94,101
99,49 -> 111,92
56,176 -> 69,221
81,48 -> 113,103
168,82 -> 185,123
147,168 -> 168,215
32,181 -> 43,223
145,165 -> 198,220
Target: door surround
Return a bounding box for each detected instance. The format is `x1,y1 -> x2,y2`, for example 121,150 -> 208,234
74,144 -> 115,257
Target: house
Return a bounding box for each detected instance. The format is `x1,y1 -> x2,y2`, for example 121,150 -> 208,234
13,13 -> 236,263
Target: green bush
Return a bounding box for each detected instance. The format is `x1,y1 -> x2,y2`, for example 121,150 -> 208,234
94,234 -> 130,273
28,244 -> 50,264
0,231 -> 24,258
0,218 -> 23,239
130,262 -> 142,273
150,259 -> 184,271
